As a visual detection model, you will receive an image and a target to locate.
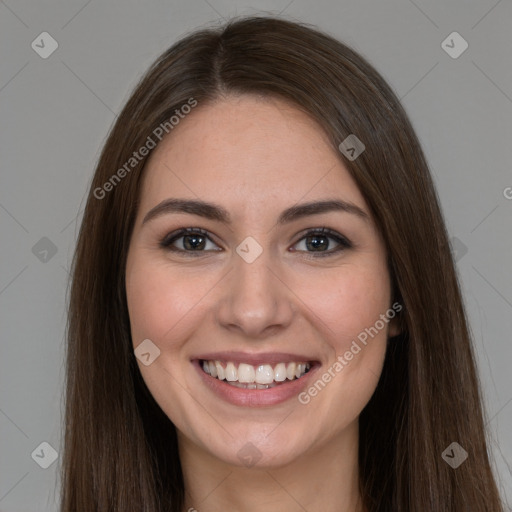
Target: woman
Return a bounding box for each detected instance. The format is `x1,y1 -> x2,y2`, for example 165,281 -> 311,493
61,16 -> 505,512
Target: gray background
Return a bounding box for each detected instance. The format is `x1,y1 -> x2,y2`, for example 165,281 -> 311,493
1,0 -> 511,510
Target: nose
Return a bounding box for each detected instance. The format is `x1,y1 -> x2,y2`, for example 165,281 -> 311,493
215,247 -> 295,339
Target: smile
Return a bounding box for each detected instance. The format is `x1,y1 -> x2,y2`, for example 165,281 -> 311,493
201,360 -> 311,389
193,352 -> 319,406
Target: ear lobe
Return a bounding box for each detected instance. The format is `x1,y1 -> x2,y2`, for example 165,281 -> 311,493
388,315 -> 402,338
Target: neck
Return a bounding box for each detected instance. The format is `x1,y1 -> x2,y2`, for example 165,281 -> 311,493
178,421 -> 364,512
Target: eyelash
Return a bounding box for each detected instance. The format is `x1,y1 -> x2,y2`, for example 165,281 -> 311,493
159,227 -> 352,258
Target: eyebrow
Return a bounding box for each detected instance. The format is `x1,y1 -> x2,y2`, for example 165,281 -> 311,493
142,198 -> 370,226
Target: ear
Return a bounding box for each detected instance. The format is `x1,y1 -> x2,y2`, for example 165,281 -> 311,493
388,284 -> 404,338
388,316 -> 402,338
387,296 -> 404,338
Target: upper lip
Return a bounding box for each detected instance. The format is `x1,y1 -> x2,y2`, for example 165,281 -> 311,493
193,351 -> 319,366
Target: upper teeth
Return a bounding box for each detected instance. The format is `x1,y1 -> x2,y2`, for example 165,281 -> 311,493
202,360 -> 311,384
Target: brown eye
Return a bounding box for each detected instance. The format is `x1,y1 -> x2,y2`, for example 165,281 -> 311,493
291,228 -> 352,257
160,228 -> 221,254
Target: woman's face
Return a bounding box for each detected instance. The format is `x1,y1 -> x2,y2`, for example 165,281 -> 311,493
125,95 -> 399,468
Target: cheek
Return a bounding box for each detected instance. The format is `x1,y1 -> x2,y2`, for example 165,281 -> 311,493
125,256 -> 212,348
294,266 -> 391,432
301,264 -> 392,346
125,255 -> 211,422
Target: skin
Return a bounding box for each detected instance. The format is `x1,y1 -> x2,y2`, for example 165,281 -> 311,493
125,94 -> 400,512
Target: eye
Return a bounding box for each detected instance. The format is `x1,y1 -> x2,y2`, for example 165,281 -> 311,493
160,226 -> 352,258
291,228 -> 352,257
160,228 -> 221,255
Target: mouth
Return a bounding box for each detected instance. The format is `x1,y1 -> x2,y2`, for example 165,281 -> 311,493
192,352 -> 319,407
200,359 -> 312,389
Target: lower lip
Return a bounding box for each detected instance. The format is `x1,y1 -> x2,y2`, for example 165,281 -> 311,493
193,360 -> 319,407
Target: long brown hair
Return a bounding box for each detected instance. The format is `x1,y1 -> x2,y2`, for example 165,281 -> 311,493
60,15 -> 505,511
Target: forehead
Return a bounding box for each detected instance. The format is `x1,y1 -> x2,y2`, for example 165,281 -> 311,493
139,95 -> 368,215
